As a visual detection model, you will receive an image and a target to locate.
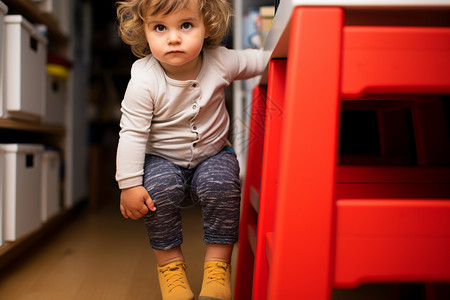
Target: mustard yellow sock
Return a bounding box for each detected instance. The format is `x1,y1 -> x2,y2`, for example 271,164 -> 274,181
157,261 -> 194,300
199,261 -> 232,300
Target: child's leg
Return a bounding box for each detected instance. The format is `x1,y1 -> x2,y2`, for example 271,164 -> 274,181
154,246 -> 185,266
143,155 -> 194,300
192,148 -> 241,247
143,154 -> 187,253
192,148 -> 241,300
205,243 -> 233,263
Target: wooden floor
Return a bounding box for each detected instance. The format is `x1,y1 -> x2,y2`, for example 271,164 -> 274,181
0,203 -> 233,300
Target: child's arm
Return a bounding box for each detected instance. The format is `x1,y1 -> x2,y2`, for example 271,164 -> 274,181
116,60 -> 157,219
120,185 -> 156,220
215,47 -> 267,81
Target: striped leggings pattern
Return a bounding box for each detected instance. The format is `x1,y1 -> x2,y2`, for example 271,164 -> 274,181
142,149 -> 241,251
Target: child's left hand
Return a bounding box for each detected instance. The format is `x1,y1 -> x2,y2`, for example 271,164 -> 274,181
120,185 -> 156,220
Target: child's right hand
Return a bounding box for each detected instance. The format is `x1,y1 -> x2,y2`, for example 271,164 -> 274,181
120,186 -> 156,220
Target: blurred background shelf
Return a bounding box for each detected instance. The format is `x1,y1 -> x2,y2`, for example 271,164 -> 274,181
0,118 -> 65,135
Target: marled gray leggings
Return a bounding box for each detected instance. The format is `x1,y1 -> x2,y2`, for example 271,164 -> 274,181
142,148 -> 241,251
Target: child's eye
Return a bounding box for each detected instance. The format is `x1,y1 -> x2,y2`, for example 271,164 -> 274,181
181,22 -> 192,30
154,25 -> 166,32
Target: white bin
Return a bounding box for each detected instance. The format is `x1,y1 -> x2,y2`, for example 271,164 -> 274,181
1,144 -> 44,241
41,150 -> 61,222
0,1 -> 7,119
4,15 -> 48,121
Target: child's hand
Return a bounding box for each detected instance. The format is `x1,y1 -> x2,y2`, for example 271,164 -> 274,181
120,186 -> 156,220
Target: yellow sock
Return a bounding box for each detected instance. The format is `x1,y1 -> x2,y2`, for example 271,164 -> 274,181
199,261 -> 232,300
157,261 -> 194,300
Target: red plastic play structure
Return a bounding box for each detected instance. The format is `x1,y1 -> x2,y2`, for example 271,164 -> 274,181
235,7 -> 450,300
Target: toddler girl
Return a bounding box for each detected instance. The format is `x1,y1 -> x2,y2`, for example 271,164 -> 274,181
115,0 -> 265,299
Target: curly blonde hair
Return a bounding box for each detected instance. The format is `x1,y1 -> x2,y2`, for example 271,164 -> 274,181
116,0 -> 232,58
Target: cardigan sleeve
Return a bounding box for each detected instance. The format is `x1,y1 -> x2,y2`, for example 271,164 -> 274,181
214,47 -> 266,82
115,65 -> 155,189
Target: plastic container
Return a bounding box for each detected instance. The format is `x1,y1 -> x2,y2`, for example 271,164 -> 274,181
0,1 -> 7,119
4,15 -> 48,121
41,150 -> 61,222
1,144 -> 44,241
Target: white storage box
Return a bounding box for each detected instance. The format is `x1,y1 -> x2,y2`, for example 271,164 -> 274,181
4,15 -> 48,121
0,1 -> 7,119
43,73 -> 67,125
1,144 -> 44,241
41,150 -> 61,222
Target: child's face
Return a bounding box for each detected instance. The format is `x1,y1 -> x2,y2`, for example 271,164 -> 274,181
144,0 -> 207,74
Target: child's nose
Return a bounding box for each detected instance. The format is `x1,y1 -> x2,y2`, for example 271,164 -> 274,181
168,30 -> 181,44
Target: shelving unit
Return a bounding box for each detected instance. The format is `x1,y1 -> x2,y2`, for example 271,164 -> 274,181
0,0 -> 89,269
0,1 -> 67,134
0,118 -> 64,134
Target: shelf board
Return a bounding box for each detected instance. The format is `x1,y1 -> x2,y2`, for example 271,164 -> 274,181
2,0 -> 69,44
0,118 -> 65,135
